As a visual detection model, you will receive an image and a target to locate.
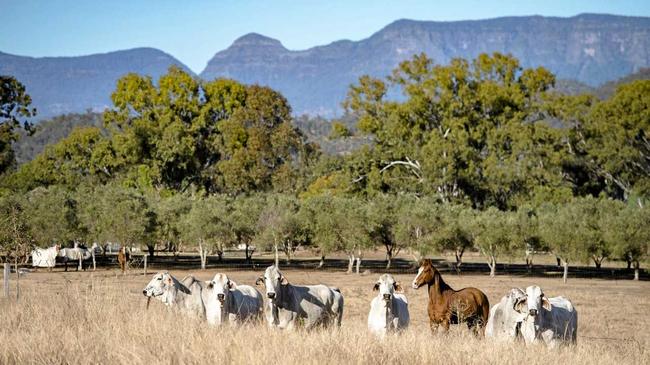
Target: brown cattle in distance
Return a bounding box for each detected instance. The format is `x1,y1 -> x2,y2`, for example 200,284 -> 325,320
117,247 -> 130,274
411,259 -> 489,335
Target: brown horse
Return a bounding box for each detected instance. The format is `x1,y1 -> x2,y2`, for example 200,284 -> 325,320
411,259 -> 489,335
117,247 -> 130,274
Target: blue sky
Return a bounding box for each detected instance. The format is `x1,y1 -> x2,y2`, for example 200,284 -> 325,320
2,0 -> 649,73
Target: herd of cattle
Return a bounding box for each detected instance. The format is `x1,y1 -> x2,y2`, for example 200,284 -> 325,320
142,259 -> 578,348
31,244 -> 96,271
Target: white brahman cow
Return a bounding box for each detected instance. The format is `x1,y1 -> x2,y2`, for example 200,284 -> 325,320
31,245 -> 60,271
486,288 -> 528,341
142,271 -> 206,319
203,273 -> 263,326
514,285 -> 578,347
256,265 -> 344,330
367,274 -> 409,337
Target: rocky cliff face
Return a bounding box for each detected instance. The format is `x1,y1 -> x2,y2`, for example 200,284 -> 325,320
201,14 -> 650,115
2,14 -> 648,119
0,48 -> 192,119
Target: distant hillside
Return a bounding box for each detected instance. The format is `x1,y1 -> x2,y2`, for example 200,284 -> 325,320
2,13 -> 649,119
555,67 -> 650,98
0,48 -> 192,119
13,112 -> 104,164
201,14 -> 650,115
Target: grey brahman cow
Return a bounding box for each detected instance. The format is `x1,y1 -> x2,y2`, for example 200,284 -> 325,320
367,274 -> 409,337
256,265 -> 344,330
142,271 -> 206,319
203,273 -> 263,326
486,288 -> 528,341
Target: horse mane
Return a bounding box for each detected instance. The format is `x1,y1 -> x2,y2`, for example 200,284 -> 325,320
432,268 -> 453,292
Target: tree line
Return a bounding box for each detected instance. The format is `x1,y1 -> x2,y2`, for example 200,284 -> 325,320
0,52 -> 648,280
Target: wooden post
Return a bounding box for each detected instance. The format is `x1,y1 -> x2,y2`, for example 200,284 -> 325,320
3,263 -> 9,298
143,255 -> 148,276
14,259 -> 19,300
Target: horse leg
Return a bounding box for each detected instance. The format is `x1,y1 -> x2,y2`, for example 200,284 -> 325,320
429,320 -> 439,334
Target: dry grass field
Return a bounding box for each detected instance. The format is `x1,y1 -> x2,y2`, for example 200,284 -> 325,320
0,267 -> 648,364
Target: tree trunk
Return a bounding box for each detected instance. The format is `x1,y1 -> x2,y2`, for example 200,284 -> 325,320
355,257 -> 362,274
455,248 -> 464,273
633,261 -> 639,281
318,255 -> 325,269
14,259 -> 19,300
347,254 -> 354,274
593,256 -> 603,269
627,259 -> 632,270
563,260 -> 569,283
148,244 -> 155,258
273,240 -> 279,268
198,240 -> 207,270
92,249 -> 96,271
285,241 -> 292,264
489,256 -> 496,277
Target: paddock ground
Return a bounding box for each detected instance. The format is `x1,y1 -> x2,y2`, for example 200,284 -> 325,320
0,268 -> 648,364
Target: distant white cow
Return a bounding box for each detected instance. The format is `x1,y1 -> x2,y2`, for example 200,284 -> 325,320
256,265 -> 344,330
58,243 -> 92,271
142,272 -> 206,319
202,273 -> 263,326
31,245 -> 60,271
367,274 -> 409,337
486,288 -> 528,341
515,285 -> 578,347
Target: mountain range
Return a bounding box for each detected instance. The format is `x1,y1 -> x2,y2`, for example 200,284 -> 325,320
2,13 -> 649,119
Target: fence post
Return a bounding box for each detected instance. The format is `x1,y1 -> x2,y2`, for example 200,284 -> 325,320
3,263 -> 9,298
143,255 -> 148,276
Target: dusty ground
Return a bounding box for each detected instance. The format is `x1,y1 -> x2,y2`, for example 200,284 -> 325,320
0,267 -> 647,364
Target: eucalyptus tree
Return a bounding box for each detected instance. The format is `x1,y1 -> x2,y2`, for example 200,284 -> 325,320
1,75 -> 36,174
471,208 -> 520,277
395,195 -> 437,263
256,194 -> 306,266
180,195 -> 232,269
606,205 -> 650,280
24,185 -> 83,247
366,194 -> 402,269
342,52 -> 560,207
537,200 -> 597,283
230,194 -> 265,262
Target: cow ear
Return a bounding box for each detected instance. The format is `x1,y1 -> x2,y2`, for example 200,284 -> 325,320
514,297 -> 527,313
394,282 -> 403,292
541,295 -> 551,311
373,283 -> 380,291
255,277 -> 264,285
280,276 -> 289,286
166,276 -> 173,286
227,280 -> 235,289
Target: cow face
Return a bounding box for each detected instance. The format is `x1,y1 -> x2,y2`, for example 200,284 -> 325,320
208,273 -> 235,304
374,274 -> 402,302
142,272 -> 173,298
257,266 -> 288,301
514,285 -> 551,317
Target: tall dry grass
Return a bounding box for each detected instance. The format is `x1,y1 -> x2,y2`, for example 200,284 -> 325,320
0,269 -> 647,364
